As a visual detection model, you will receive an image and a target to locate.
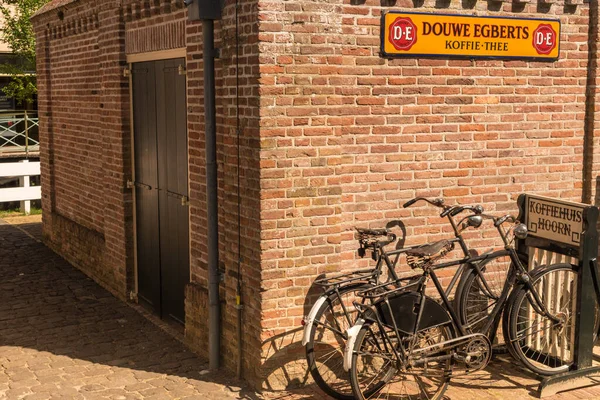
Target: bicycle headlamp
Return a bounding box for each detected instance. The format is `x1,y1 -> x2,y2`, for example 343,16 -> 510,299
514,223 -> 528,239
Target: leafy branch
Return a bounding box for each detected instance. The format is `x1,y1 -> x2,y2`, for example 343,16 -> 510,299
0,0 -> 48,106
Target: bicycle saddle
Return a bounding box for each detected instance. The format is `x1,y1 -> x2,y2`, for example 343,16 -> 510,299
406,240 -> 452,258
356,227 -> 388,236
406,240 -> 454,269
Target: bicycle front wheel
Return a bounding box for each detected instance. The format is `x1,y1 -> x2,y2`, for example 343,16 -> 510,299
306,284 -> 373,400
505,263 -> 578,376
454,254 -> 512,335
349,324 -> 453,400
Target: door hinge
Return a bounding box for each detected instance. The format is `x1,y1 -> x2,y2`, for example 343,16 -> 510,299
123,67 -> 131,78
178,65 -> 187,76
166,190 -> 189,206
127,180 -> 152,190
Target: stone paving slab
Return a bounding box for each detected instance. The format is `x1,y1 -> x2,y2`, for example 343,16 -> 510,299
3,215 -> 600,400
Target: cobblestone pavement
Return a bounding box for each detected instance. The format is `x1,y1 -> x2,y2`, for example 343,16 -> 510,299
3,216 -> 600,400
0,217 -> 257,400
268,353 -> 600,400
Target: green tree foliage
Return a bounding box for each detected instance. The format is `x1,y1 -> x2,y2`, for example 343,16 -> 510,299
0,0 -> 49,106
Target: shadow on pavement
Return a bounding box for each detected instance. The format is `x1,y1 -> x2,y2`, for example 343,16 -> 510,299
0,220 -> 261,399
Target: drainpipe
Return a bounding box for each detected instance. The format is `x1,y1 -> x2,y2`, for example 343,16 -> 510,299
187,0 -> 223,371
204,19 -> 220,371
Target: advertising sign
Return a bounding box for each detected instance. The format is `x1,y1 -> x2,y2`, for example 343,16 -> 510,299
382,11 -> 560,60
526,195 -> 585,246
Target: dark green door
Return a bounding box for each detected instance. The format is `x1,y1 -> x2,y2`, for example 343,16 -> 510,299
132,58 -> 189,324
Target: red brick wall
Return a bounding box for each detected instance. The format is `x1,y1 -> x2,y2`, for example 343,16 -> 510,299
186,1 -> 261,381
33,0 -> 264,386
256,0 -> 598,389
34,1 -> 131,296
185,0 -> 262,381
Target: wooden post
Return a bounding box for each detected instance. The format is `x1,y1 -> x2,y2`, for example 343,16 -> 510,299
24,110 -> 29,158
19,160 -> 31,215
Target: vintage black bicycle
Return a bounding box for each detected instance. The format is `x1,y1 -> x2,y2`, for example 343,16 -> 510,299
302,198 -> 485,399
345,208 -> 586,399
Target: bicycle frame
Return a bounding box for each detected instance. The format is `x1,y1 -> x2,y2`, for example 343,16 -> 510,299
347,218 -> 566,372
302,242 -> 421,346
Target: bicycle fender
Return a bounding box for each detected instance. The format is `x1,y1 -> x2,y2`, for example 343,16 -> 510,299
343,318 -> 366,372
302,295 -> 328,346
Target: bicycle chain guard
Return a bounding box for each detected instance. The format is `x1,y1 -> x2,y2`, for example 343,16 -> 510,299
409,332 -> 491,375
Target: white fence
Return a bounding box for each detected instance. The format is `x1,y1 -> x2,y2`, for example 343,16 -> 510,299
0,111 -> 40,156
0,160 -> 41,214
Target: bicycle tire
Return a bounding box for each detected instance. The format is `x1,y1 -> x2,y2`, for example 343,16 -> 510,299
504,263 -> 578,376
349,323 -> 453,400
305,283 -> 373,400
454,254 -> 512,336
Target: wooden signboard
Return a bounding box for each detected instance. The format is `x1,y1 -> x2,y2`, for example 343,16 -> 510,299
526,195 -> 584,247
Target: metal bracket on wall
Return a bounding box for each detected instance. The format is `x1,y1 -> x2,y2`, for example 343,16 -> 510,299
123,67 -> 131,78
178,65 -> 187,76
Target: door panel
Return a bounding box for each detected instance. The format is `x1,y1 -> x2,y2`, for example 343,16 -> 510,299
157,59 -> 189,323
132,62 -> 160,311
133,58 -> 189,323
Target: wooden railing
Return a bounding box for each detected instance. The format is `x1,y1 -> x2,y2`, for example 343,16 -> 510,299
0,160 -> 41,214
0,110 -> 39,156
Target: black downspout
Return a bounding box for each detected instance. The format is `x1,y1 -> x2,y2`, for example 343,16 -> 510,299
203,19 -> 220,371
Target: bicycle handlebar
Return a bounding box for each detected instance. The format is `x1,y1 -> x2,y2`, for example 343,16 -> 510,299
402,197 -> 445,208
476,213 -> 518,227
404,197 -> 485,220
448,204 -> 484,217
494,214 -> 517,227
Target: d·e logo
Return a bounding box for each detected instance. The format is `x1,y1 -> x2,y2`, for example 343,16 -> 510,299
389,17 -> 417,51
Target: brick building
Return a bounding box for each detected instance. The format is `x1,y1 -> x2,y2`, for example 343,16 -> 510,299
32,0 -> 600,391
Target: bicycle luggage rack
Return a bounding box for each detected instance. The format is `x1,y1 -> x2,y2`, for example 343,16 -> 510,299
516,193 -> 600,397
313,269 -> 379,287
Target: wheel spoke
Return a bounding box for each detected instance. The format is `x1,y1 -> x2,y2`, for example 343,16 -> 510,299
352,325 -> 450,400
508,264 -> 577,374
306,285 -> 371,398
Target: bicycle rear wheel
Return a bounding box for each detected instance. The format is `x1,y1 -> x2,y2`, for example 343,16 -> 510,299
306,284 -> 372,400
454,254 -> 512,335
505,263 -> 577,376
349,324 -> 453,400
